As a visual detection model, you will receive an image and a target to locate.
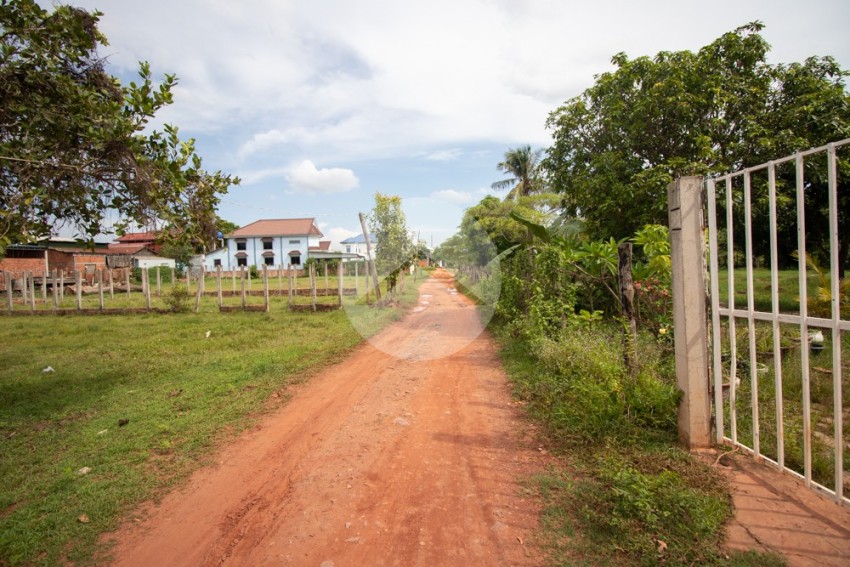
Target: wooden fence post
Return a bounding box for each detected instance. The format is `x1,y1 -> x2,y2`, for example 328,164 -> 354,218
29,272 -> 35,311
217,266 -> 223,308
668,176 -> 711,448
97,269 -> 104,311
263,264 -> 269,312
6,272 -> 13,312
156,266 -> 161,297
288,264 -> 293,308
194,272 -> 202,313
51,270 -> 58,309
76,270 -> 82,310
108,268 -> 114,299
310,264 -> 317,311
241,266 -> 247,308
278,264 -> 283,295
144,268 -> 152,310
42,269 -> 48,301
21,271 -> 27,305
59,270 -> 64,300
338,262 -> 343,306
618,242 -> 638,376
125,269 -> 131,299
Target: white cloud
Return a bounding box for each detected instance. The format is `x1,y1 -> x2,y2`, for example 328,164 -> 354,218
423,148 -> 462,161
323,226 -> 359,251
431,189 -> 474,206
286,160 -> 359,195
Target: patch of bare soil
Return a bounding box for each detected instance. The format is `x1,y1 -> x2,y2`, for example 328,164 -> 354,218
105,270 -> 546,566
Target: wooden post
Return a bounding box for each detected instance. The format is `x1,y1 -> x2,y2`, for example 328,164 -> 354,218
21,271 -> 27,305
59,270 -> 64,300
310,264 -> 317,311
263,264 -> 270,312
337,262 -> 343,306
51,270 -> 59,309
618,242 -> 638,376
668,176 -> 711,448
97,269 -> 104,311
42,269 -> 48,301
241,266 -> 247,308
6,272 -> 13,312
125,269 -> 131,299
108,268 -> 114,299
156,266 -> 161,297
217,266 -> 223,308
359,213 -> 381,301
76,270 -> 82,310
141,265 -> 147,299
278,264 -> 283,295
287,263 -> 293,308
144,268 -> 151,310
194,272 -> 202,313
171,267 -> 175,291
29,272 -> 35,311
324,262 -> 329,291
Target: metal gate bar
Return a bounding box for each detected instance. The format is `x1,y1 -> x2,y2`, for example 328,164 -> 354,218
706,138 -> 850,506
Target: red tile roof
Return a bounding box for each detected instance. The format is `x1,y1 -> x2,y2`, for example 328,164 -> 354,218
309,240 -> 332,251
229,218 -> 323,238
116,231 -> 159,243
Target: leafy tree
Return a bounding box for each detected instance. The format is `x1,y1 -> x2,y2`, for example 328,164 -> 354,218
544,22 -> 850,254
0,0 -> 238,255
368,193 -> 412,294
491,145 -> 544,200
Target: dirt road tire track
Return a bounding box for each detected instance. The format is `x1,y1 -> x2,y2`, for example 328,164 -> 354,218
106,270 -> 546,566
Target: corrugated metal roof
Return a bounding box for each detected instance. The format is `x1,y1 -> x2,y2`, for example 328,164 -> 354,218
116,231 -> 159,243
340,234 -> 375,244
229,219 -> 323,238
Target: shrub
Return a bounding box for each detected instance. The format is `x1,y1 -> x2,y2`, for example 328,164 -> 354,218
163,283 -> 192,313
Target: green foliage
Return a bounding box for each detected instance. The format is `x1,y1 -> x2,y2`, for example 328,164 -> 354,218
369,193 -> 413,295
491,144 -> 545,200
163,283 -> 191,312
543,21 -> 850,246
0,0 -> 238,254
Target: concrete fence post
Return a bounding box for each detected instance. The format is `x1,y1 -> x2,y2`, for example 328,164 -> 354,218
668,176 -> 711,448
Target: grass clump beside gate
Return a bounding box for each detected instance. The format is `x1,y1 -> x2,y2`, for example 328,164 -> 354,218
494,320 -> 785,566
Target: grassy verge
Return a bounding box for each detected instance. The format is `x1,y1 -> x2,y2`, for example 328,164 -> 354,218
0,274 -> 425,565
492,322 -> 786,566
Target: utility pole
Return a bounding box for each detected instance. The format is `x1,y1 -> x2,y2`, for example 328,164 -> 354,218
358,212 -> 381,301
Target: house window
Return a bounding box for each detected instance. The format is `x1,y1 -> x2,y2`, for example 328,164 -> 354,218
346,245 -> 351,253
264,256 -> 274,266
237,257 -> 247,267
290,255 -> 301,266
236,239 -> 247,251
262,238 -> 273,250
289,239 -> 300,244
213,259 -> 222,267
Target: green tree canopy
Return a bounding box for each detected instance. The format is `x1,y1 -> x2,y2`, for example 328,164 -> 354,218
543,22 -> 850,243
368,193 -> 412,293
0,0 -> 238,254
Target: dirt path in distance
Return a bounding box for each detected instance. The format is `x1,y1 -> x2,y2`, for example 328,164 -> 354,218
106,269 -> 546,566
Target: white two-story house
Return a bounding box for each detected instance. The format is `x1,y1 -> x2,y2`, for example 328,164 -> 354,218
202,218 -> 324,270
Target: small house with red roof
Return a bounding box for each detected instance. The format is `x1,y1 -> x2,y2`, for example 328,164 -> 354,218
201,218 -> 325,271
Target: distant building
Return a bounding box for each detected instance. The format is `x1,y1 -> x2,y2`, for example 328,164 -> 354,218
340,233 -> 376,260
200,218 -> 324,271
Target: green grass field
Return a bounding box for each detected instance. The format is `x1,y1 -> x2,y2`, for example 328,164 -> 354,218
0,273 -> 425,565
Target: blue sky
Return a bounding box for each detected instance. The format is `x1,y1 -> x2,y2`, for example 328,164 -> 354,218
67,0 -> 850,248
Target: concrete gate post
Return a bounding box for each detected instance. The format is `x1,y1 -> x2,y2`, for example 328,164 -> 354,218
668,176 -> 711,448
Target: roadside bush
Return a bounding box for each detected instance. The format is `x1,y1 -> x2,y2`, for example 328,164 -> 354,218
163,283 -> 192,312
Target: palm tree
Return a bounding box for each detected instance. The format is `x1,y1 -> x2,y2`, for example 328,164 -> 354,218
490,145 -> 542,200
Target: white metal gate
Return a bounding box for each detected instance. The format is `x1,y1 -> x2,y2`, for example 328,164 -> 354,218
705,139 -> 850,506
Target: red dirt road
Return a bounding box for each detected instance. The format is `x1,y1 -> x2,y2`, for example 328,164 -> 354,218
106,270 -> 545,566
